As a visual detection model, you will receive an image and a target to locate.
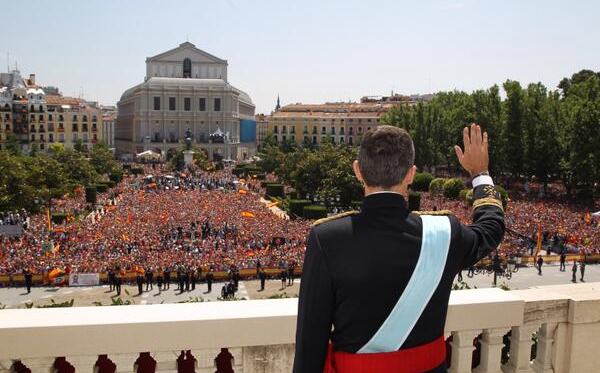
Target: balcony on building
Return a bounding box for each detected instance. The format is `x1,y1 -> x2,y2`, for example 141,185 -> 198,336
92,125 -> 98,133
2,284 -> 600,373
83,124 -> 88,132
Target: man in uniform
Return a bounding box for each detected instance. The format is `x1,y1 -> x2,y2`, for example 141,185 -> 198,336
206,269 -> 214,293
146,267 -> 154,291
114,268 -> 122,296
580,260 -> 586,282
572,260 -> 578,283
560,252 -> 566,271
259,269 -> 267,291
293,124 -> 505,373
136,273 -> 144,295
24,268 -> 33,294
537,255 -> 544,275
163,267 -> 170,290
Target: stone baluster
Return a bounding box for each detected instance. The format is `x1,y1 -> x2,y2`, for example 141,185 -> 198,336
109,354 -> 138,373
19,358 -> 56,373
228,348 -> 243,372
190,349 -> 220,373
474,328 -> 510,373
0,360 -> 14,373
448,330 -> 481,373
532,323 -> 557,373
65,355 -> 99,373
502,324 -> 540,373
151,351 -> 178,373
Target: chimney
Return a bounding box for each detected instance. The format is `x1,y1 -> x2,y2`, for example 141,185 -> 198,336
29,74 -> 36,85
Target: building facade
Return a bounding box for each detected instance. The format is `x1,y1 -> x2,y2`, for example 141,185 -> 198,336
0,70 -> 103,152
268,94 -> 432,147
255,114 -> 269,148
116,42 -> 256,160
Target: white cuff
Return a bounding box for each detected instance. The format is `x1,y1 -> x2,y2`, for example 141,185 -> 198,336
472,175 -> 494,188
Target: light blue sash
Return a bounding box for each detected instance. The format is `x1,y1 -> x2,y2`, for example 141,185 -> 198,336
358,215 -> 451,353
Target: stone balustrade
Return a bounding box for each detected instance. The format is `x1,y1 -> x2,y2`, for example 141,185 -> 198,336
1,283 -> 600,373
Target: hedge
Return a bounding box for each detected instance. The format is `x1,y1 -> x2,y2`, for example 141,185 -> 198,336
429,178 -> 447,195
85,186 -> 97,204
411,173 -> 433,192
303,205 -> 328,220
496,185 -> 509,209
459,188 -> 472,205
408,192 -> 422,212
265,184 -> 284,198
255,173 -> 266,180
109,171 -> 123,183
232,168 -> 245,177
351,200 -> 363,210
443,178 -> 466,199
261,180 -> 278,188
131,167 -> 143,175
95,184 -> 108,193
51,213 -> 67,224
289,199 -> 311,217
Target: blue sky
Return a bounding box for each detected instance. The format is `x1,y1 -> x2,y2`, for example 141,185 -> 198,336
3,0 -> 599,113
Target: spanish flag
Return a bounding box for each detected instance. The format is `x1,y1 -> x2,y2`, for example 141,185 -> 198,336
262,243 -> 270,255
127,210 -> 133,223
267,201 -> 280,208
47,208 -> 52,230
238,189 -> 248,195
53,243 -> 60,254
241,211 -> 255,218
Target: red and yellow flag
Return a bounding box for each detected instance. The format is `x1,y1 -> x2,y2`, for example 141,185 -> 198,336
266,201 -> 280,208
53,243 -> 60,254
47,208 -> 52,230
238,189 -> 248,195
241,211 -> 255,218
127,210 -> 133,223
534,226 -> 542,262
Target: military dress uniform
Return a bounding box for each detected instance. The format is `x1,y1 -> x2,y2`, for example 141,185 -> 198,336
293,180 -> 505,373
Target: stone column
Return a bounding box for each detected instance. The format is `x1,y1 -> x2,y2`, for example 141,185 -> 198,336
109,353 -> 138,373
190,349 -> 220,373
243,344 -> 294,373
19,358 -> 55,373
449,330 -> 481,373
65,355 -> 99,373
151,351 -> 178,373
532,323 -> 557,373
474,328 -> 510,373
502,324 -> 539,373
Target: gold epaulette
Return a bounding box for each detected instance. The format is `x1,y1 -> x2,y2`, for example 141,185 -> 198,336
312,211 -> 359,226
472,197 -> 504,211
412,210 -> 453,216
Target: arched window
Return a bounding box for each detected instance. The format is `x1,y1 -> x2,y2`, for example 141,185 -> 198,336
183,58 -> 192,78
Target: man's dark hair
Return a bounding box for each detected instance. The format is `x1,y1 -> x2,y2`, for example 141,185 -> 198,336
357,125 -> 415,188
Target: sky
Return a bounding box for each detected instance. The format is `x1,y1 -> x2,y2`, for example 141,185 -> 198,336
2,0 -> 599,113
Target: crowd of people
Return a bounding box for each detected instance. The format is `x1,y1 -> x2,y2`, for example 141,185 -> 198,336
421,193 -> 599,257
0,164 -> 311,279
0,163 -> 598,280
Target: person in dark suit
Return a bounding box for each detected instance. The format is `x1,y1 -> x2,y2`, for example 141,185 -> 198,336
24,269 -> 33,294
114,268 -> 122,296
145,267 -> 153,291
136,274 -> 144,295
163,267 -> 170,290
206,270 -> 214,293
259,269 -> 267,291
537,256 -> 544,275
572,261 -> 578,282
156,267 -> 163,292
293,124 -> 505,373
560,252 -> 566,271
580,260 -> 586,282
280,268 -> 287,289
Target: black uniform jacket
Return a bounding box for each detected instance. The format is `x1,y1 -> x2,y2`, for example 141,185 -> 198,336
293,184 -> 505,373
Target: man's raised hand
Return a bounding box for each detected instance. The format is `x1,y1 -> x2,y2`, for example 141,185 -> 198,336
454,123 -> 489,178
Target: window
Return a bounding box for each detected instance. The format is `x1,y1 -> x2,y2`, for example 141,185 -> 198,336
184,97 -> 191,111
273,125 -> 278,134
59,134 -> 64,142
73,133 -> 78,142
49,134 -> 54,142
72,123 -> 78,132
214,98 -> 221,112
349,137 -> 353,145
331,127 -> 336,135
183,58 -> 192,78
153,97 -> 161,111
199,98 -> 206,111
169,97 -> 176,111
49,114 -> 53,121
321,126 -> 326,133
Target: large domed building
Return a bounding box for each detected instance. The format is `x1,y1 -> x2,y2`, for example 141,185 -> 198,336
116,42 -> 256,160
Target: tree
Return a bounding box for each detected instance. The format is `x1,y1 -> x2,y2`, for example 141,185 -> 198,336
502,80 -> 525,181
74,139 -> 85,153
89,142 -> 118,175
6,134 -> 21,156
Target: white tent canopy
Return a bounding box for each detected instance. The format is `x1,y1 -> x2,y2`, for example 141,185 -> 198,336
136,150 -> 161,159
592,211 -> 600,217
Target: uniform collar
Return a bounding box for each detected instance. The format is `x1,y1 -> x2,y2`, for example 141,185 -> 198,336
361,192 -> 409,218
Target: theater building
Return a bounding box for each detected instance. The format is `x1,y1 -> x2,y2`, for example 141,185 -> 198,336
116,42 -> 256,160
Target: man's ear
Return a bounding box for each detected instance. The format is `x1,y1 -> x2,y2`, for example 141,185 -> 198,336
403,165 -> 417,187
353,160 -> 364,184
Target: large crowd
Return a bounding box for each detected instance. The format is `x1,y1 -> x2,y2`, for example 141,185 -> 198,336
0,165 -> 598,277
0,165 -> 310,276
421,193 -> 599,257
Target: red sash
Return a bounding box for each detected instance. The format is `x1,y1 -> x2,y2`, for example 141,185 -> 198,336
323,335 -> 446,373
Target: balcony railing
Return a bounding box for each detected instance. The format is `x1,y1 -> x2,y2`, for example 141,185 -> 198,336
1,284 -> 599,373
